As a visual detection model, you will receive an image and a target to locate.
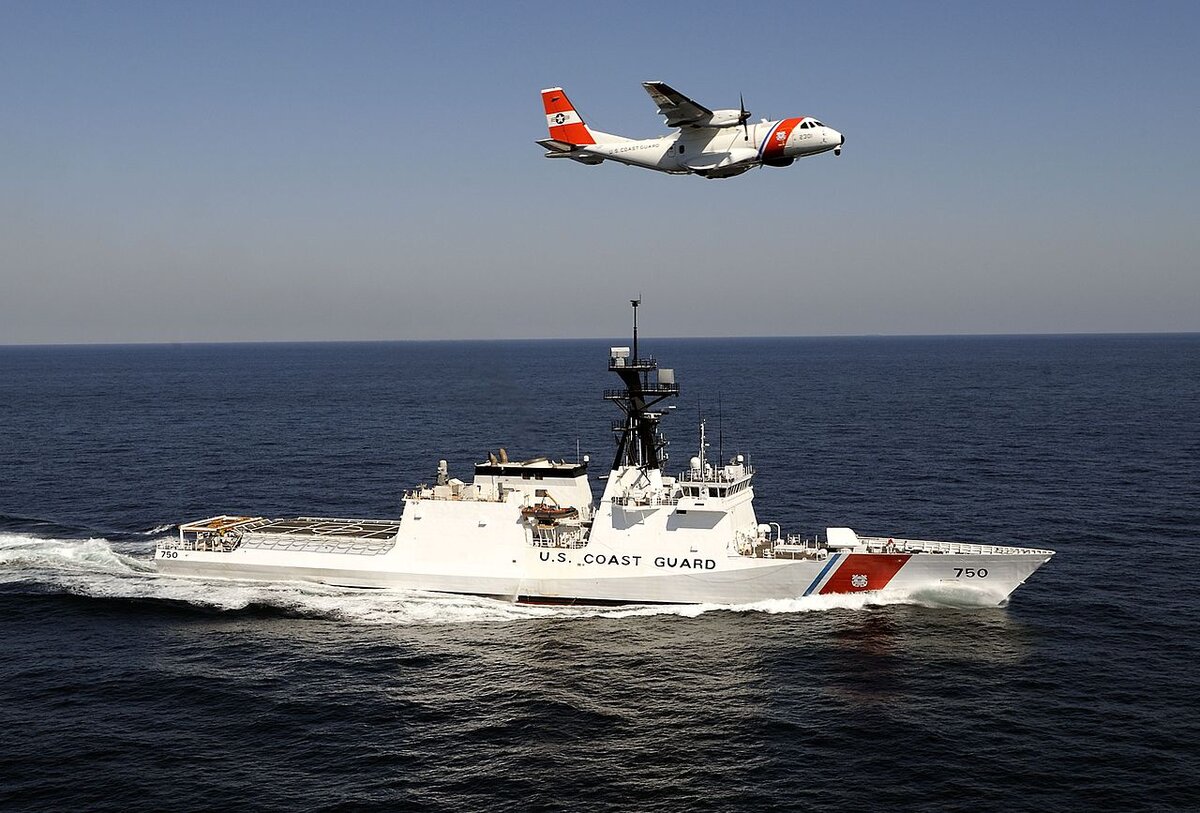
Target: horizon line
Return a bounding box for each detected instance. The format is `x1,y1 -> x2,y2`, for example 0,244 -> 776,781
2,329 -> 1198,349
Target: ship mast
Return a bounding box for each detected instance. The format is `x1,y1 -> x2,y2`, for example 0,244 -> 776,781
605,299 -> 680,471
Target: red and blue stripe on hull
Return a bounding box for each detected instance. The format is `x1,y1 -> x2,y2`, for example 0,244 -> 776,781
803,552 -> 913,596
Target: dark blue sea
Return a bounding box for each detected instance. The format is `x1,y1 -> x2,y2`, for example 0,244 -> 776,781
2,335 -> 1198,812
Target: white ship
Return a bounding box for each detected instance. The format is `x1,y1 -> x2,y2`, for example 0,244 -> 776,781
157,302 -> 1053,606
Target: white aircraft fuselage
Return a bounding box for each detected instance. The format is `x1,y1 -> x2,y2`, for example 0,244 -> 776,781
538,83 -> 844,180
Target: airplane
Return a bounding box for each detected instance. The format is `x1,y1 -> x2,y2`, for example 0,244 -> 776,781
537,81 -> 844,180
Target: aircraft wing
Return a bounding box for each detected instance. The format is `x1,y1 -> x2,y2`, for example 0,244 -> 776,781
642,81 -> 713,128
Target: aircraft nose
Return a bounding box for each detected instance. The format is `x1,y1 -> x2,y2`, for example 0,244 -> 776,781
832,129 -> 844,155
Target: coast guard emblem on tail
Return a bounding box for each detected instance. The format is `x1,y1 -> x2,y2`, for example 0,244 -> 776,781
541,88 -> 596,146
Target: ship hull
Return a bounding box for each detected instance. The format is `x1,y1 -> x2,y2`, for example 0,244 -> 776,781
155,545 -> 1051,607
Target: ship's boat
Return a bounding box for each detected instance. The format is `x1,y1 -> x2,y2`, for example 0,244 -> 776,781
519,500 -> 580,523
157,302 -> 1054,606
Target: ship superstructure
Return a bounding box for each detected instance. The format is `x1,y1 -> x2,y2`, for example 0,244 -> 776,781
158,304 -> 1053,606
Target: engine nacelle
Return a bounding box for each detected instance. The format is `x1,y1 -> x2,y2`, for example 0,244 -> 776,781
696,109 -> 746,128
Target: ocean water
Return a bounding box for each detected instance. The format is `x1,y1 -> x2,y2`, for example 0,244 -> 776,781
1,335 -> 1198,812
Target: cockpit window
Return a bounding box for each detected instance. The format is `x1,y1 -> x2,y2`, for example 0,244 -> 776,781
812,120 -> 824,127
799,121 -> 810,129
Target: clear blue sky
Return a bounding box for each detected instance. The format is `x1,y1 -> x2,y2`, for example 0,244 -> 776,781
2,0 -> 1197,342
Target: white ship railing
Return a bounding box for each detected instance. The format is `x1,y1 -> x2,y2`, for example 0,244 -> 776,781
168,514 -> 401,556
611,495 -> 679,507
735,533 -> 1053,560
161,536 -> 242,553
529,525 -> 588,549
161,534 -> 396,556
762,536 -> 828,560
239,536 -> 396,555
403,489 -> 506,503
857,536 -> 1054,556
677,466 -> 754,484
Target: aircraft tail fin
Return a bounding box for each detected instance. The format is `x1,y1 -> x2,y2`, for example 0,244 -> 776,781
541,87 -> 597,146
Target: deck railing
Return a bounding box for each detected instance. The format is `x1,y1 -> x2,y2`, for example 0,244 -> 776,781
734,533 -> 1053,560
608,356 -> 658,370
857,536 -> 1054,556
164,530 -> 397,556
677,466 -> 754,484
610,495 -> 679,507
602,383 -> 680,399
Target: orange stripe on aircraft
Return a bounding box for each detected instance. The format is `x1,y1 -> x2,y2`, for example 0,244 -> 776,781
761,117 -> 804,161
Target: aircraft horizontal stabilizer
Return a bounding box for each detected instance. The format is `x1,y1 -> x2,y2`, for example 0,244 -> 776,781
536,138 -> 604,164
536,138 -> 576,153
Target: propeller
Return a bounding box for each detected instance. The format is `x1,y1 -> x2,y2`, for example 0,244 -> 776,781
738,93 -> 751,141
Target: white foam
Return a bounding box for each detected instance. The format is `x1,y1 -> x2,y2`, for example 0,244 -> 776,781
0,533 -> 599,623
0,532 -> 155,575
595,588 -> 974,620
902,583 -> 1009,609
0,533 -> 995,624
